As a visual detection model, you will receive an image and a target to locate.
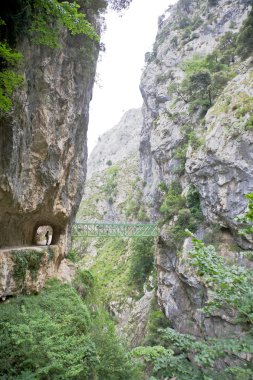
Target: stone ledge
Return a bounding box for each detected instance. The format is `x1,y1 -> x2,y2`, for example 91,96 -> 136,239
0,245 -> 63,299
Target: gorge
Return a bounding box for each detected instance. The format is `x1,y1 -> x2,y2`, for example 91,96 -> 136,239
0,0 -> 253,379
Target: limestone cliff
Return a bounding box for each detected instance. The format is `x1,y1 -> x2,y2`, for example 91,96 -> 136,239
139,0 -> 253,340
0,9 -> 100,297
0,28 -> 99,249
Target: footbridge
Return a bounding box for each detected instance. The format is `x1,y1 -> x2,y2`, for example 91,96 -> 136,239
72,221 -> 159,238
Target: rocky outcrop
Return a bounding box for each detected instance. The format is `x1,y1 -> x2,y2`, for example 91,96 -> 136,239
139,0 -> 253,340
187,63 -> 253,245
0,246 -> 62,299
0,27 -> 99,252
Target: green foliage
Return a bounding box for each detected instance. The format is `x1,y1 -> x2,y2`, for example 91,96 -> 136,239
160,181 -> 184,220
236,8 -> 253,60
237,192 -> 253,235
218,31 -> 237,64
181,55 -> 233,114
102,165 -> 119,203
159,182 -> 202,247
133,325 -> 253,379
0,280 -> 97,379
11,249 -> 46,285
145,298 -> 172,346
188,234 -> 253,323
154,327 -> 253,379
91,309 -> 142,380
0,42 -> 23,112
186,184 -> 203,219
30,0 -> 99,48
0,0 -> 101,113
0,279 -> 141,379
85,238 -> 141,304
129,238 -> 155,291
245,114 -> 253,130
73,269 -> 95,299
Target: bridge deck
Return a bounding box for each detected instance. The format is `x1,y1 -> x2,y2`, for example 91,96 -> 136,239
72,221 -> 158,238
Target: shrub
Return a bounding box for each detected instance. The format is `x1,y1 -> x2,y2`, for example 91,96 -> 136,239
0,279 -> 141,379
0,42 -> 23,112
129,238 -> 155,291
0,280 -> 96,379
170,54 -> 234,116
236,9 -> 253,59
160,182 -> 203,247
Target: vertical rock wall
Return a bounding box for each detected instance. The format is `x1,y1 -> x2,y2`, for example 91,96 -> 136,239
139,0 -> 253,338
0,28 -> 99,251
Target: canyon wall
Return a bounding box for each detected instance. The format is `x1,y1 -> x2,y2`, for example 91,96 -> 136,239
0,26 -> 99,252
139,0 -> 253,338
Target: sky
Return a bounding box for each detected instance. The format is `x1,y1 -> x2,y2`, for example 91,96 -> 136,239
87,0 -> 176,153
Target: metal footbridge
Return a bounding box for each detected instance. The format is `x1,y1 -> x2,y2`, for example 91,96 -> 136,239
72,221 -> 159,238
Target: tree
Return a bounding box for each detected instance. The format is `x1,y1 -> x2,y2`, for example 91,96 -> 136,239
236,9 -> 253,59
218,31 -> 237,64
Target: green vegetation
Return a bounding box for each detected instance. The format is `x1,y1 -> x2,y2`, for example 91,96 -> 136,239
129,238 -> 155,292
172,123 -> 204,175
132,326 -> 253,380
10,249 -> 53,286
168,8 -> 253,120
0,279 -> 141,379
79,236 -> 155,305
0,0 -> 132,113
0,0 -> 100,113
236,8 -> 253,60
103,165 -> 120,204
144,297 -> 172,346
237,192 -> 253,235
131,234 -> 253,379
188,233 -> 253,322
159,181 -> 203,247
131,193 -> 253,379
30,0 -> 99,48
169,54 -> 234,116
0,42 -> 23,112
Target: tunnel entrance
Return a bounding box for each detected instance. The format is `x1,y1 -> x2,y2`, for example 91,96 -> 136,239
34,226 -> 53,246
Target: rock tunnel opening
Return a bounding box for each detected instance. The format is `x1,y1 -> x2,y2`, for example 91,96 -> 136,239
34,226 -> 53,246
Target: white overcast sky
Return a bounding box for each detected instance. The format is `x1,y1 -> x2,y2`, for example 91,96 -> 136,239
87,0 -> 176,153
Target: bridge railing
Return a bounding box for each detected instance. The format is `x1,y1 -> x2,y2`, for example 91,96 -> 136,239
72,221 -> 159,238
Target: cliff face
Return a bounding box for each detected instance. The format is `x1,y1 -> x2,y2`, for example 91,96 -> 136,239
88,108 -> 142,177
139,0 -> 253,338
0,30 -> 99,251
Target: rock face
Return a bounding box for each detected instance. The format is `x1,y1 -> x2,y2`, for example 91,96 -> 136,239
88,108 -> 142,177
0,246 -> 62,299
139,0 -> 253,338
0,29 -> 99,251
187,64 -> 253,244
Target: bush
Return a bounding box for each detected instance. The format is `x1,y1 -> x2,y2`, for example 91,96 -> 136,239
0,279 -> 141,379
0,280 -> 96,379
236,9 -> 253,59
160,182 -> 203,247
0,42 -> 23,112
129,238 -> 155,291
169,54 -> 234,116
